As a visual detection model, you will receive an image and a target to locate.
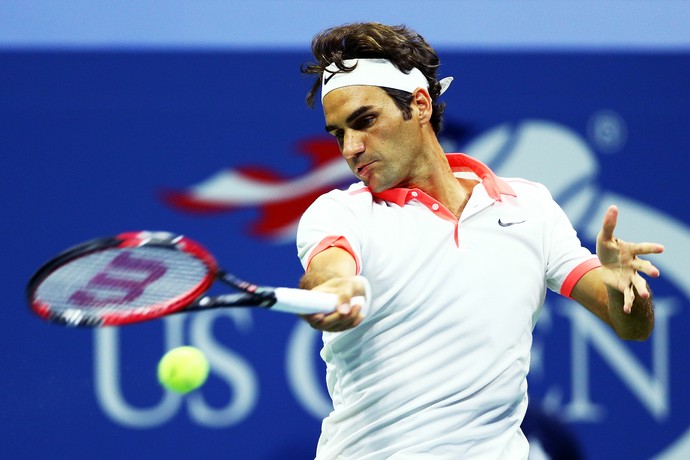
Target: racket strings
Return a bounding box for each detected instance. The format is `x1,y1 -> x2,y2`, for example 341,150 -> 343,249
34,247 -> 210,318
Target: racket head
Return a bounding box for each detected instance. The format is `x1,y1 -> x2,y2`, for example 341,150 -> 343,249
26,231 -> 218,327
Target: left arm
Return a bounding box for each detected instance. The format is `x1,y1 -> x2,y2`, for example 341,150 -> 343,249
570,205 -> 664,341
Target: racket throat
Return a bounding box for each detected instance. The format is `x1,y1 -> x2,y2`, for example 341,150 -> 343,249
190,289 -> 278,311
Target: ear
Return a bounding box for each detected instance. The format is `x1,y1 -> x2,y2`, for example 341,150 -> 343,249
412,88 -> 433,125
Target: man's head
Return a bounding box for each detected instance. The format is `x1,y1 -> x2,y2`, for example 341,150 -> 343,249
302,22 -> 449,134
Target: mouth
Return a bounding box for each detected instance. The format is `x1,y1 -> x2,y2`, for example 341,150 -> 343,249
355,161 -> 374,178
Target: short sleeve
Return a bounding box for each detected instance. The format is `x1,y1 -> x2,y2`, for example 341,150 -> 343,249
543,188 -> 600,296
296,189 -> 364,273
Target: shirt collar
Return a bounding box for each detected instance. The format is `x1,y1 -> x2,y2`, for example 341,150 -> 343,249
372,153 -> 516,206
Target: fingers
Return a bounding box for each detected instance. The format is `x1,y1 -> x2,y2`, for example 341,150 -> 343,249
628,241 -> 665,257
599,205 -> 665,257
599,205 -> 619,242
621,240 -> 664,277
631,256 -> 662,278
623,284 -> 634,315
597,205 -> 663,316
303,303 -> 365,332
301,276 -> 371,332
631,274 -> 650,301
619,274 -> 652,315
608,247 -> 657,315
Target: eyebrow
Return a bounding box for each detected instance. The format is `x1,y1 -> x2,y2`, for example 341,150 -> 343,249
324,105 -> 374,133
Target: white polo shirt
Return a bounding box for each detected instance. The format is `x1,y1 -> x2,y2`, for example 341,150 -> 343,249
296,154 -> 600,460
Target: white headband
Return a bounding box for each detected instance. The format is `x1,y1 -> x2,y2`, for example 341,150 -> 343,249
321,58 -> 453,102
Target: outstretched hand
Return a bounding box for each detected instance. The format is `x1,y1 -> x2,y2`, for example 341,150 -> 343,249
596,205 -> 665,314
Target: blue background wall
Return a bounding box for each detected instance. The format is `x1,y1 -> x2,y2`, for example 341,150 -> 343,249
2,2 -> 689,459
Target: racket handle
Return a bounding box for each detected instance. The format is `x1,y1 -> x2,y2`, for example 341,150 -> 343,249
272,276 -> 371,316
272,288 -> 338,314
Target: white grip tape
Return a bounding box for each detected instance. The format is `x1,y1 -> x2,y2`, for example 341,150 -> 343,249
272,276 -> 371,316
272,288 -> 338,314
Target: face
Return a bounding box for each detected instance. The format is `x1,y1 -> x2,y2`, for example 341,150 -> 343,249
323,85 -> 424,193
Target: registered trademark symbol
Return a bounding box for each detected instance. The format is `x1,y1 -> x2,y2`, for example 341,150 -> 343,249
587,109 -> 628,154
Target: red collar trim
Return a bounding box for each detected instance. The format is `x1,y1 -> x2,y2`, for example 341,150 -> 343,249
446,153 -> 516,200
371,153 -> 516,206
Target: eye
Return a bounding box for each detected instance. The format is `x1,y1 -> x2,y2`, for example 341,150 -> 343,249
354,115 -> 375,130
331,129 -> 344,146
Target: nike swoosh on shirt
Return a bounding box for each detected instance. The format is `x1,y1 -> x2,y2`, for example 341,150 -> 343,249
498,219 -> 526,227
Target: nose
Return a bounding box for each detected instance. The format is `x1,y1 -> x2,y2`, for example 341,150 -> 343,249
341,130 -> 365,160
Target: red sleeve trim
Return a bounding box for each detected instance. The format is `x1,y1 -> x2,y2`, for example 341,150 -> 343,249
306,235 -> 360,274
560,257 -> 602,298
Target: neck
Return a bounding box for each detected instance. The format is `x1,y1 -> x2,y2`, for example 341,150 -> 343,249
432,173 -> 476,219
408,145 -> 477,218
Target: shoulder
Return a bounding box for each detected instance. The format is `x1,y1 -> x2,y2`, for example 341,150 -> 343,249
299,183 -> 374,228
502,177 -> 551,195
501,177 -> 559,204
497,177 -> 565,218
309,182 -> 373,209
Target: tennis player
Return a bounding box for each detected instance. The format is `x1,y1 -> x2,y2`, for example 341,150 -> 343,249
296,22 -> 663,459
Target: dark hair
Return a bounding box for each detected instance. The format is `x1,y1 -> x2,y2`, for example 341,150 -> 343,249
301,22 -> 447,134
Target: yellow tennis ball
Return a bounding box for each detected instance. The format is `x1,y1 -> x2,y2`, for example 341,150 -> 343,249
157,346 -> 210,394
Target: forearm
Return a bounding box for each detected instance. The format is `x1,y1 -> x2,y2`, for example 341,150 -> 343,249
299,246 -> 358,290
297,248 -> 364,331
606,284 -> 655,341
299,268 -> 344,290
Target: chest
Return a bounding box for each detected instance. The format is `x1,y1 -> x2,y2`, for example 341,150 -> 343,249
362,199 -> 546,277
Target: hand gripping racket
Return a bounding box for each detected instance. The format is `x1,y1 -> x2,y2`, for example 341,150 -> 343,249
26,231 -> 370,327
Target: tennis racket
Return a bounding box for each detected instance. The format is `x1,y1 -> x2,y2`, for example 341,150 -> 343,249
26,230 -> 370,327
